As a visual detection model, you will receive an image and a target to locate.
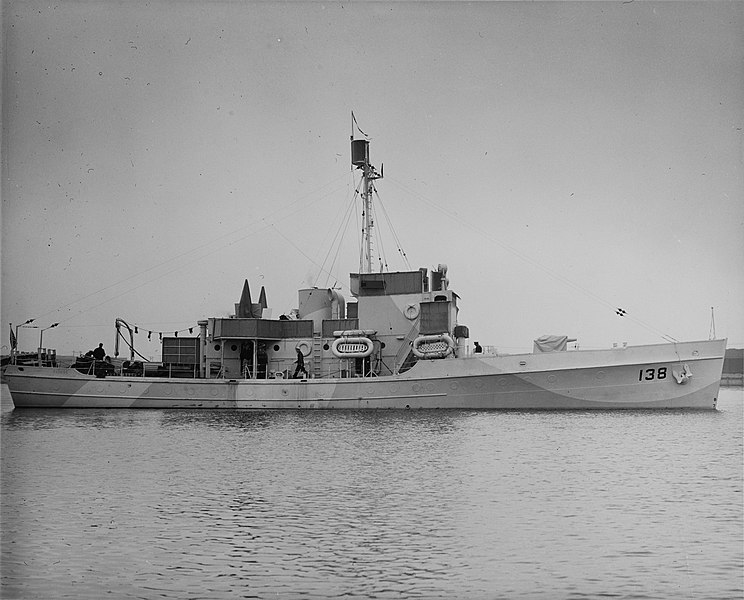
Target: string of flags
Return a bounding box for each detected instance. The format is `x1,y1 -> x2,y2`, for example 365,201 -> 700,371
130,323 -> 196,340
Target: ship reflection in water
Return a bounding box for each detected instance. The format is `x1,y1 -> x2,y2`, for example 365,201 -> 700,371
1,388 -> 742,599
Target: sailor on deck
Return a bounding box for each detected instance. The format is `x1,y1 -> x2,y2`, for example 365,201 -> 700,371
293,347 -> 308,378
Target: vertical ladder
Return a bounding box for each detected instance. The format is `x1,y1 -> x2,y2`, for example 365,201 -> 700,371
312,334 -> 323,378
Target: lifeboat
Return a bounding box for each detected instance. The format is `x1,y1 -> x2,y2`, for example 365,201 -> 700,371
412,333 -> 455,359
332,336 -> 374,358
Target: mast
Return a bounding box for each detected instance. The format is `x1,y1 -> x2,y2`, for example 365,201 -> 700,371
351,119 -> 382,274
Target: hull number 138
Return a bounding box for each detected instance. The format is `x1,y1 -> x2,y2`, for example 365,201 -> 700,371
639,367 -> 667,381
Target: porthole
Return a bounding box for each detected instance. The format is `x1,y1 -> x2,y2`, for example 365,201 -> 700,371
231,344 -> 238,352
273,345 -> 280,351
214,344 -> 221,351
380,342 -> 386,349
323,343 -> 330,351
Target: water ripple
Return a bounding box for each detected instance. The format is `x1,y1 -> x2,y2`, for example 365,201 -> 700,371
1,387 -> 742,599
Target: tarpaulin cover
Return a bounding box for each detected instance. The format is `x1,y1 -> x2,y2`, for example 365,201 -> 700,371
533,335 -> 569,353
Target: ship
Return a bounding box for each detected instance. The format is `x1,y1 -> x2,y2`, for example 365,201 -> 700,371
3,125 -> 727,409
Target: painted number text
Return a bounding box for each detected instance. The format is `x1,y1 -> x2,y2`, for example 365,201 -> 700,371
638,367 -> 667,381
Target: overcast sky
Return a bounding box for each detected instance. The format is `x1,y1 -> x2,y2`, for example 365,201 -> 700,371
2,0 -> 742,358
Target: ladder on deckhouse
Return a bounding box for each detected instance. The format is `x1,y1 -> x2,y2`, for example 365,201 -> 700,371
312,334 -> 323,378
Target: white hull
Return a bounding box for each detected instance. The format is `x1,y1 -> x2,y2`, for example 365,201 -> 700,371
4,339 -> 726,410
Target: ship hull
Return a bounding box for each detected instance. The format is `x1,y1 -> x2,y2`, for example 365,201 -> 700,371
4,340 -> 726,410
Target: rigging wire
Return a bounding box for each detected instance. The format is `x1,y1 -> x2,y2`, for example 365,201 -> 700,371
28,173 -> 352,328
370,198 -> 389,272
268,223 -> 351,296
350,172 -> 411,274
323,192 -> 359,289
313,175 -> 363,289
386,176 -> 679,343
18,134 -> 688,348
357,183 -> 367,274
354,184 -> 364,276
373,186 -> 412,271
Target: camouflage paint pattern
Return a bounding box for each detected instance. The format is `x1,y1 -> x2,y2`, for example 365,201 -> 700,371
5,339 -> 726,410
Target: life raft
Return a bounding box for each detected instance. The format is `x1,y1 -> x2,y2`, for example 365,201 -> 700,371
412,333 -> 455,359
331,337 -> 374,358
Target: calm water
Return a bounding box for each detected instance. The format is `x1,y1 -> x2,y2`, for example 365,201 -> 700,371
1,385 -> 742,600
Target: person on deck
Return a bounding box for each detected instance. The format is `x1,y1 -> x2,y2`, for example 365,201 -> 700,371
293,347 -> 308,378
92,343 -> 106,360
473,341 -> 483,354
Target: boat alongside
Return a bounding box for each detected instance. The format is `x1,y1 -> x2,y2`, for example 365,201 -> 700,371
3,126 -> 727,410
